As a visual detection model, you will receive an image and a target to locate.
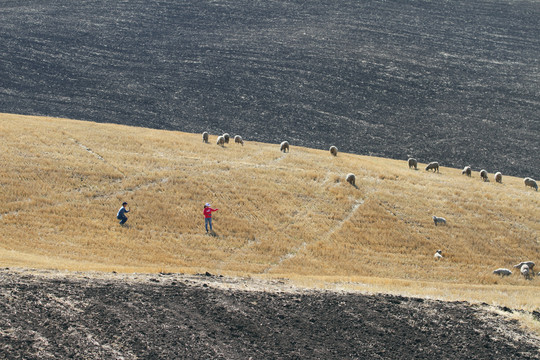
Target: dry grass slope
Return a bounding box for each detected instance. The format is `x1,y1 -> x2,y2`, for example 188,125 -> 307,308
1,114 -> 538,310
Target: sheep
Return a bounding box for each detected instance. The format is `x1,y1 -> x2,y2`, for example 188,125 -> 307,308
432,216 -> 446,226
513,261 -> 535,272
494,172 -> 502,183
520,264 -> 531,280
480,169 -> 489,182
434,250 -> 443,260
493,268 -> 512,277
346,173 -> 356,186
216,135 -> 225,146
280,141 -> 289,153
461,166 -> 471,177
202,131 -> 209,143
524,177 -> 538,191
234,135 -> 244,146
408,158 -> 418,170
330,146 -> 338,156
223,133 -> 230,144
425,162 -> 439,172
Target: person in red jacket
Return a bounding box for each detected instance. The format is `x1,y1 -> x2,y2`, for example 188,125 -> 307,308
203,203 -> 218,233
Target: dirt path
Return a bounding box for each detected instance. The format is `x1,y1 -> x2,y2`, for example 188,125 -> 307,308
0,269 -> 538,359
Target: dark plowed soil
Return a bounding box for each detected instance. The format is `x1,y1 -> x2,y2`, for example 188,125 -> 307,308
0,0 -> 539,177
1,270 -> 539,359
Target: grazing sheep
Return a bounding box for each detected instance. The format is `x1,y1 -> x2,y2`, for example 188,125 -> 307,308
480,169 -> 489,182
330,146 -> 338,156
346,173 -> 356,186
494,172 -> 502,183
408,158 -> 418,170
514,261 -> 535,272
493,268 -> 512,277
280,141 -> 289,153
425,162 -> 439,172
432,216 -> 446,226
461,166 -> 471,177
216,135 -> 225,146
202,131 -> 209,143
223,133 -> 230,144
434,250 -> 443,260
520,264 -> 531,280
524,177 -> 538,191
234,135 -> 244,146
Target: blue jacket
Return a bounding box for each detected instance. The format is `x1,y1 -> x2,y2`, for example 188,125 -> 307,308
117,206 -> 129,218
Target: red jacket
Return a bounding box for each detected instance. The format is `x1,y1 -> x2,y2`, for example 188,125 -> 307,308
203,207 -> 218,218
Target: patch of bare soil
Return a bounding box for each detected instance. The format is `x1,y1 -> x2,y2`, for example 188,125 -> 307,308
0,269 -> 539,359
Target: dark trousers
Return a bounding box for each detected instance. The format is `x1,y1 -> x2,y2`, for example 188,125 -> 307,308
118,214 -> 128,225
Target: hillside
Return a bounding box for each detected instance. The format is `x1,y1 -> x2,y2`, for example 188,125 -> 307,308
1,114 -> 538,311
0,0 -> 539,177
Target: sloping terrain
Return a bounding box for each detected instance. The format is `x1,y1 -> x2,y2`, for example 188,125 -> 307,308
1,269 -> 539,359
1,114 -> 539,305
0,114 -> 539,358
0,0 -> 538,177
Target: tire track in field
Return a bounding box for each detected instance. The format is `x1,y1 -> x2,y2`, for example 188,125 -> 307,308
262,197 -> 365,274
69,137 -> 126,178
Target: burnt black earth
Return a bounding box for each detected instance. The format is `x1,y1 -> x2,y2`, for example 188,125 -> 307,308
0,0 -> 539,177
0,270 -> 539,359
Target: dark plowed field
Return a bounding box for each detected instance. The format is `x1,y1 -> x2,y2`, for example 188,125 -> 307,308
1,270 -> 539,359
1,0 -> 538,177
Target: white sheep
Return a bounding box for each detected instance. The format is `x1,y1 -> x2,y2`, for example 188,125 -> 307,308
480,169 -> 489,182
216,135 -> 225,146
513,261 -> 535,272
408,158 -> 418,170
432,216 -> 446,226
425,162 -> 439,172
520,264 -> 531,280
202,131 -> 209,143
524,177 -> 538,191
223,133 -> 230,144
234,135 -> 244,146
494,172 -> 502,183
434,250 -> 443,260
280,141 -> 289,153
493,268 -> 512,276
330,146 -> 338,156
461,166 -> 471,177
346,173 -> 356,186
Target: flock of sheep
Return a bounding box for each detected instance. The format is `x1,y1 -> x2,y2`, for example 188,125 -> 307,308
436,250 -> 537,280
493,262 -> 537,280
203,132 -> 538,280
408,158 -> 538,191
204,132 -> 244,146
408,156 -> 537,281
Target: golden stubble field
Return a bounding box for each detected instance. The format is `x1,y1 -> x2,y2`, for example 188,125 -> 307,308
1,113 -> 539,311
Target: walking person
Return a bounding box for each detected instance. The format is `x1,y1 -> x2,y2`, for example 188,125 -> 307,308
203,203 -> 218,233
117,201 -> 130,225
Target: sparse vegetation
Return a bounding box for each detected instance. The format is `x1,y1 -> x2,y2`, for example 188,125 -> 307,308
1,114 -> 538,311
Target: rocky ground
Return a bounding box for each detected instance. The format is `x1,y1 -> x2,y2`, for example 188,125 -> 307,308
0,0 -> 539,177
0,269 -> 539,359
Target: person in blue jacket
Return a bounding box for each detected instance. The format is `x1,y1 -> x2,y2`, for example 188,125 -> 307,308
117,202 -> 130,225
